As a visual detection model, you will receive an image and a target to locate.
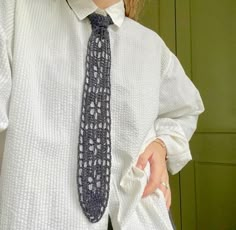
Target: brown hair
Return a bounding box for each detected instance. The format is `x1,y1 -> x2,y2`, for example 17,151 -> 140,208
123,0 -> 145,21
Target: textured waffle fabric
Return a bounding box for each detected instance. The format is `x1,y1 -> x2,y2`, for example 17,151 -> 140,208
77,12 -> 114,223
0,0 -> 204,229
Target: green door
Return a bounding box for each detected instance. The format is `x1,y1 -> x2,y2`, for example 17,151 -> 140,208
177,0 -> 236,229
140,0 -> 236,229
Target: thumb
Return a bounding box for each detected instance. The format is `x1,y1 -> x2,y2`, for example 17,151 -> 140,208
136,150 -> 152,170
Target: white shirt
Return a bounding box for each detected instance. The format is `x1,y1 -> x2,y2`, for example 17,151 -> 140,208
0,0 -> 204,229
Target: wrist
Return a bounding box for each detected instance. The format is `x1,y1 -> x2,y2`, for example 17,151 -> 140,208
153,138 -> 168,161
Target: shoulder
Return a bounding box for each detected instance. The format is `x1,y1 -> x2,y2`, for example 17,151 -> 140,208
121,17 -> 173,68
120,16 -> 172,63
121,16 -> 166,49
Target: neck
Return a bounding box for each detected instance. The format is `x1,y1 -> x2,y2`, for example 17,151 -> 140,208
92,0 -> 120,9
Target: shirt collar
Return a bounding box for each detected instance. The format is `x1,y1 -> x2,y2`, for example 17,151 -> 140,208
66,0 -> 125,28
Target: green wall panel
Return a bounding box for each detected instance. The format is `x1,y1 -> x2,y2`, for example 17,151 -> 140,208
177,0 -> 236,229
190,0 -> 236,132
195,164 -> 236,229
191,134 -> 236,164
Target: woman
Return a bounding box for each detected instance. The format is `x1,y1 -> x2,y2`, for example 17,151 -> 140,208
0,0 -> 204,229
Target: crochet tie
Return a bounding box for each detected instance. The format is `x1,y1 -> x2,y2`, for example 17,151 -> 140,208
77,12 -> 113,223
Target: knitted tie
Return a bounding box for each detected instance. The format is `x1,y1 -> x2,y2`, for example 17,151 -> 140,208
77,12 -> 113,223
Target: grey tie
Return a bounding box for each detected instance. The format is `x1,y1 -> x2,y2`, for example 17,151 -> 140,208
77,12 -> 114,223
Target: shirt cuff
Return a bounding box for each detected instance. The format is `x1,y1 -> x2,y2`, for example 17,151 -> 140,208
140,122 -> 192,175
155,135 -> 192,175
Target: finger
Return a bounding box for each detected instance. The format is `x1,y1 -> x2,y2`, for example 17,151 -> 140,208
159,182 -> 168,197
159,169 -> 169,193
163,185 -> 171,210
136,150 -> 152,170
142,156 -> 162,197
166,189 -> 172,210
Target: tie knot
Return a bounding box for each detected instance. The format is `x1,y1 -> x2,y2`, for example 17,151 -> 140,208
88,12 -> 114,30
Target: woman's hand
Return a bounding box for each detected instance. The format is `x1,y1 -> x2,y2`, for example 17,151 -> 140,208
135,138 -> 171,210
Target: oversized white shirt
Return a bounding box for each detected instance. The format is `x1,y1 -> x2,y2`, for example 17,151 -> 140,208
0,0 -> 204,229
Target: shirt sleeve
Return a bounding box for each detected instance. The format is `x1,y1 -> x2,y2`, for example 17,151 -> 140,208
0,24 -> 12,132
148,41 -> 205,175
